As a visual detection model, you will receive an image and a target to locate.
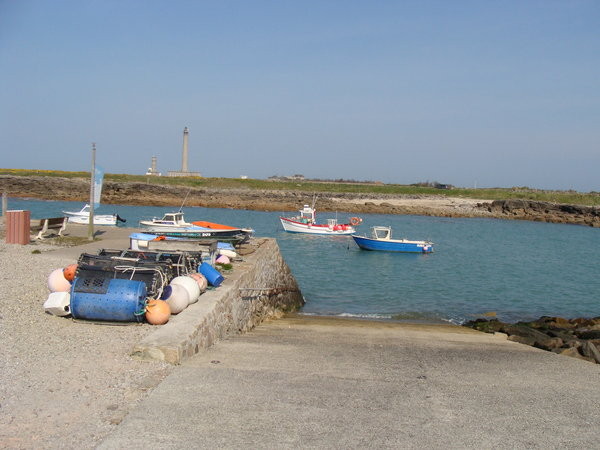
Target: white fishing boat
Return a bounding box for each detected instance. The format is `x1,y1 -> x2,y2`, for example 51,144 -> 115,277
140,211 -> 254,236
139,212 -> 191,230
63,204 -> 125,226
280,203 -> 362,235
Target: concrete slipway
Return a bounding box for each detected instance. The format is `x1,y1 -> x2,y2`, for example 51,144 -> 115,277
50,225 -> 600,448
98,316 -> 600,449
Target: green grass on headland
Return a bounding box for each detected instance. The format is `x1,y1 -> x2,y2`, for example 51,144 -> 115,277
1,168 -> 599,207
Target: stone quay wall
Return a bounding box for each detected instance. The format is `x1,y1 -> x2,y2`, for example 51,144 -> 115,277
132,238 -> 304,364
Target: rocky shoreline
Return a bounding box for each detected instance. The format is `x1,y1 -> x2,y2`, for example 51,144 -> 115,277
465,317 -> 600,364
1,174 -> 599,226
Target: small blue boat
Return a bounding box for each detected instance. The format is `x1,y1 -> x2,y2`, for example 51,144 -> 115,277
352,226 -> 434,253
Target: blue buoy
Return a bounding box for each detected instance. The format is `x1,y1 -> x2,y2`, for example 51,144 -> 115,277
199,262 -> 224,287
70,278 -> 147,322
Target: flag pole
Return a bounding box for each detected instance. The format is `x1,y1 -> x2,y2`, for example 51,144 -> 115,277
88,143 -> 96,241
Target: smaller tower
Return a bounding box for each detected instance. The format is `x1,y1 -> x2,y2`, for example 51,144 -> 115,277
146,156 -> 161,176
182,127 -> 189,172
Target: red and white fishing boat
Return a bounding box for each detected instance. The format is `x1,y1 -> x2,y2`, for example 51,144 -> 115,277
280,203 -> 362,235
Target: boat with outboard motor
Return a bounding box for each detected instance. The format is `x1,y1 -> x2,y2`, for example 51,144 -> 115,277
352,226 -> 434,253
140,211 -> 254,235
280,203 -> 362,235
141,227 -> 250,245
63,204 -> 125,226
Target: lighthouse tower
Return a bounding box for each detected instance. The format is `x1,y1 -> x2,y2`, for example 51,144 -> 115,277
168,126 -> 201,177
182,127 -> 189,172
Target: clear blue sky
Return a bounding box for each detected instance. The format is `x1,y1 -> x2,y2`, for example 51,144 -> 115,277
1,1 -> 599,191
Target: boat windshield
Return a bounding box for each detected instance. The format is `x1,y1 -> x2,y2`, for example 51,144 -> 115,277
162,213 -> 184,223
372,227 -> 391,240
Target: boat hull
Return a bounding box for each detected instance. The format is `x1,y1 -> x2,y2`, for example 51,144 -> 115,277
352,235 -> 433,253
65,214 -> 117,226
63,204 -> 121,226
280,217 -> 355,235
143,228 -> 249,245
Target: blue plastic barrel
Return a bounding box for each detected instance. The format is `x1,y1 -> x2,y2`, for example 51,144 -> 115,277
70,278 -> 147,322
199,262 -> 224,287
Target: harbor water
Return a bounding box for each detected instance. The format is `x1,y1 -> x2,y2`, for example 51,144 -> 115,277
8,198 -> 600,324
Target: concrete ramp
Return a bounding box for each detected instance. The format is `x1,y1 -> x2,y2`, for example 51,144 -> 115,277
100,316 -> 600,449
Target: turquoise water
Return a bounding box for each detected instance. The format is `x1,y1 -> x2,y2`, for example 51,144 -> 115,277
7,198 -> 600,324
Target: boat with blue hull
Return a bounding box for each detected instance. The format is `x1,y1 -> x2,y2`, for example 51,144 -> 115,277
352,226 -> 433,253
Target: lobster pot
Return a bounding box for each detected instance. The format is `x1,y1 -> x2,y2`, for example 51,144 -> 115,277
77,252 -> 174,299
70,278 -> 147,322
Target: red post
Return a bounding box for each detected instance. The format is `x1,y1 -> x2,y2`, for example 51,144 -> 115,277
5,210 -> 31,244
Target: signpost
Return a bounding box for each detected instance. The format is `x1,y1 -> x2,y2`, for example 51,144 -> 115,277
88,143 -> 96,241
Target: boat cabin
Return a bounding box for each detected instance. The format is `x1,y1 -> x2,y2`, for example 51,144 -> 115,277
155,212 -> 188,226
298,205 -> 316,224
371,226 -> 392,240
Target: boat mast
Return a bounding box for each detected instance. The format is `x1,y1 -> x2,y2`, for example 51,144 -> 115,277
179,189 -> 192,213
88,143 -> 96,241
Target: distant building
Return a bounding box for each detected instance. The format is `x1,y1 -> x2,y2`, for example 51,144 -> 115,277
268,174 -> 305,181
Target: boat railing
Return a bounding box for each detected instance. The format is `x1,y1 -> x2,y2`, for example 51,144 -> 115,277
371,226 -> 392,240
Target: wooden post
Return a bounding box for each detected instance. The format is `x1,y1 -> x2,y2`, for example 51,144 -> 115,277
88,143 -> 96,241
2,192 -> 7,216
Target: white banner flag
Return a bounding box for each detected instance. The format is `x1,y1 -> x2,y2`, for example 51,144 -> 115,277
93,165 -> 104,208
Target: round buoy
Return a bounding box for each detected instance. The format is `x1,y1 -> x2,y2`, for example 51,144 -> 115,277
63,264 -> 78,282
48,268 -> 71,293
160,285 -> 172,300
188,273 -> 208,294
145,299 -> 171,325
216,254 -> 230,265
171,276 -> 201,305
164,284 -> 189,314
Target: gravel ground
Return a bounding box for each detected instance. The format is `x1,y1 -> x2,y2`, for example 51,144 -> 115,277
0,240 -> 173,449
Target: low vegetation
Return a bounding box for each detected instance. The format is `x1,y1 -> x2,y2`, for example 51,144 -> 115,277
1,168 -> 598,206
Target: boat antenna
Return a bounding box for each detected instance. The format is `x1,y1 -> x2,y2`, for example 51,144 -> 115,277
179,189 -> 191,212
311,194 -> 318,210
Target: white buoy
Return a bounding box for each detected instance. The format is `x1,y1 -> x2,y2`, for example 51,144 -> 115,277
47,268 -> 71,293
170,276 -> 201,305
164,283 -> 189,314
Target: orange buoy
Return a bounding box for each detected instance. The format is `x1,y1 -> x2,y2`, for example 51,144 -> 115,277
350,217 -> 362,226
63,264 -> 78,282
145,299 -> 171,325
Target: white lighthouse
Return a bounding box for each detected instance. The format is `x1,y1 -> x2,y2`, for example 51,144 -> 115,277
168,126 -> 201,177
181,127 -> 189,172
